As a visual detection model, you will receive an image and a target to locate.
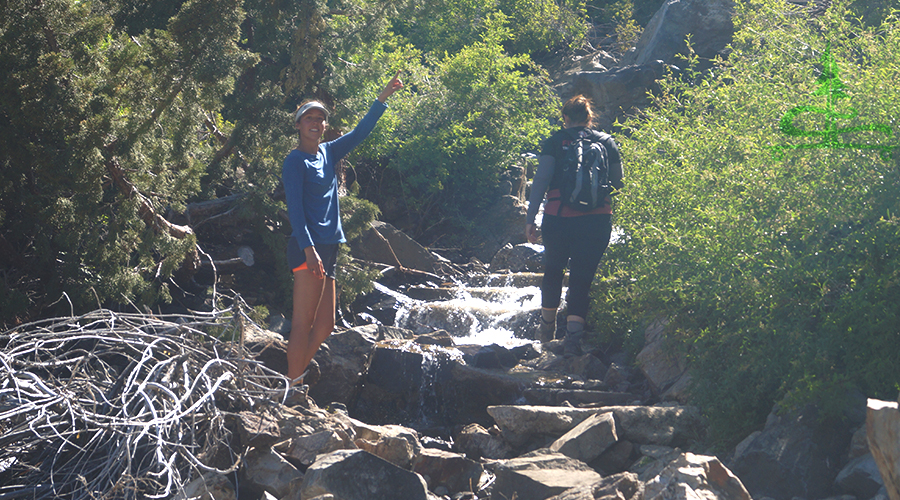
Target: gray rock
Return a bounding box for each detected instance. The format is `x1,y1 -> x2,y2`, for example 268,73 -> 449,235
866,398 -> 900,500
730,404 -> 855,500
569,61 -> 669,131
469,195 -> 529,265
286,428 -> 355,466
411,448 -> 484,495
350,420 -> 423,469
622,0 -> 735,67
546,472 -> 644,500
834,453 -> 884,499
434,361 -> 530,428
629,444 -> 684,482
635,319 -> 690,401
455,423 -> 514,460
488,404 -> 704,449
549,411 -> 618,463
300,449 -> 431,500
351,343 -> 452,428
350,220 -> 439,273
489,243 -> 543,273
591,439 -> 635,475
241,447 -> 303,499
308,326 -> 379,405
644,452 -> 751,500
491,449 -> 604,500
487,405 -> 600,447
172,472 -> 236,500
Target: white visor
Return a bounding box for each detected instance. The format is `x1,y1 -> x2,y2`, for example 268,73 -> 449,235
295,101 -> 329,122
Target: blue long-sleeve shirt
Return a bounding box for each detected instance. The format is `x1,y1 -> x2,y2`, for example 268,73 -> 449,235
282,100 -> 387,250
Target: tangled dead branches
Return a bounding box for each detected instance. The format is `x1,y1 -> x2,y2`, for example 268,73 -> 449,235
0,308 -> 290,499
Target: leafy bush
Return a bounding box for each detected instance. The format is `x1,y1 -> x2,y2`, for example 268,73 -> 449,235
391,0 -> 588,57
604,0 -> 900,445
351,15 -> 558,240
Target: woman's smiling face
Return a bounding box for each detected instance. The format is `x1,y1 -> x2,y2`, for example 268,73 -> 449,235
295,109 -> 328,148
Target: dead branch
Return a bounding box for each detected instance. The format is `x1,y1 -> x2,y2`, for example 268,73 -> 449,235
0,308 -> 290,499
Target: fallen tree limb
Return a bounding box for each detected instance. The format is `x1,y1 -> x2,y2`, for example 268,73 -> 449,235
0,308 -> 288,499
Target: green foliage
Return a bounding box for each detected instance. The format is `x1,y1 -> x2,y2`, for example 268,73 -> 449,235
588,0 -> 664,26
351,16 -> 558,239
336,194 -> 383,315
390,0 -> 588,57
608,0 -> 900,445
496,0 -> 589,55
0,0 -> 257,322
607,0 -> 642,53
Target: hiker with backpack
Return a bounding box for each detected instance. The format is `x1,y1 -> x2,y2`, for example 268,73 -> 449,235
525,94 -> 624,356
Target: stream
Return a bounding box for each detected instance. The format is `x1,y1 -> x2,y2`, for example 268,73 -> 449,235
379,272 -> 562,347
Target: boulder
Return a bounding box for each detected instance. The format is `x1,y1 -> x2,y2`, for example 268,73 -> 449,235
434,361 -> 530,428
608,404 -> 704,447
487,405 -> 599,448
635,319 -> 691,402
644,453 -> 751,500
350,220 -> 438,273
545,472 -> 644,500
489,243 -> 543,273
730,404 -> 856,500
455,423 -> 514,460
569,61 -> 669,131
232,409 -> 282,450
629,444 -> 684,482
308,326 -> 379,405
834,453 -> 884,499
471,343 -> 519,369
468,195 -> 529,264
488,404 -> 703,449
349,420 -> 423,469
591,439 -> 635,475
285,429 -> 355,466
622,0 -> 735,67
411,448 -> 484,495
549,411 -> 618,463
413,330 -> 455,347
173,472 -> 237,500
867,398 -> 900,500
300,450 -> 432,500
241,447 -> 303,499
491,449 -> 604,500
351,342 -> 449,428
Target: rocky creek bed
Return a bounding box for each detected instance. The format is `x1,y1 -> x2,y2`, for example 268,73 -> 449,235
1,271 -> 897,500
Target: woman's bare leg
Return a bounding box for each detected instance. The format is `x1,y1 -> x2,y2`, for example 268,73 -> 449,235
287,269 -> 327,381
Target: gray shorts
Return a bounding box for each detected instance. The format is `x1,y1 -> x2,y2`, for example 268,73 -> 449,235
287,238 -> 338,279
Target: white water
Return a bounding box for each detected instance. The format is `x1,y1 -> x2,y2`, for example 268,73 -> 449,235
390,281 -> 553,347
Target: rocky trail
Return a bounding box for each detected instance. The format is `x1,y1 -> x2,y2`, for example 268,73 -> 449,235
1,256 -> 897,499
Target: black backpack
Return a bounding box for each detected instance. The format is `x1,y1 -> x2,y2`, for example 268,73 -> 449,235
557,129 -> 612,212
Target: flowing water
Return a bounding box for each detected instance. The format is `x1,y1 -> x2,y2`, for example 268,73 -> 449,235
387,273 -> 561,347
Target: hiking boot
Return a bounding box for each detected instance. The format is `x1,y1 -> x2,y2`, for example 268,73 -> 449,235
306,358 -> 321,387
284,384 -> 309,407
563,332 -> 584,358
539,317 -> 556,343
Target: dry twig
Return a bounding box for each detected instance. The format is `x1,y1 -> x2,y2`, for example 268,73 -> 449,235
0,308 -> 289,499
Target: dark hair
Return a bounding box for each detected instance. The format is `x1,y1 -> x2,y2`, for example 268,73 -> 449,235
561,95 -> 594,126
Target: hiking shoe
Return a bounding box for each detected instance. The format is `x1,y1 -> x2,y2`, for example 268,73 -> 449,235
284,384 -> 309,407
539,317 -> 556,343
563,332 -> 584,358
305,358 -> 321,387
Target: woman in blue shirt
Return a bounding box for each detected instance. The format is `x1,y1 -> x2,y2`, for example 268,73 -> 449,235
283,71 -> 403,385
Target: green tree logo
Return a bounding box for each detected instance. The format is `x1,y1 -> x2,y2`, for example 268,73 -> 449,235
770,42 -> 896,159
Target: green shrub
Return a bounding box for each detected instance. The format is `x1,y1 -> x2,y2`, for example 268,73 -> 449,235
605,0 -> 900,446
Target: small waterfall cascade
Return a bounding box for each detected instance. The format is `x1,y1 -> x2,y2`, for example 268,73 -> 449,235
390,272 -> 565,347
